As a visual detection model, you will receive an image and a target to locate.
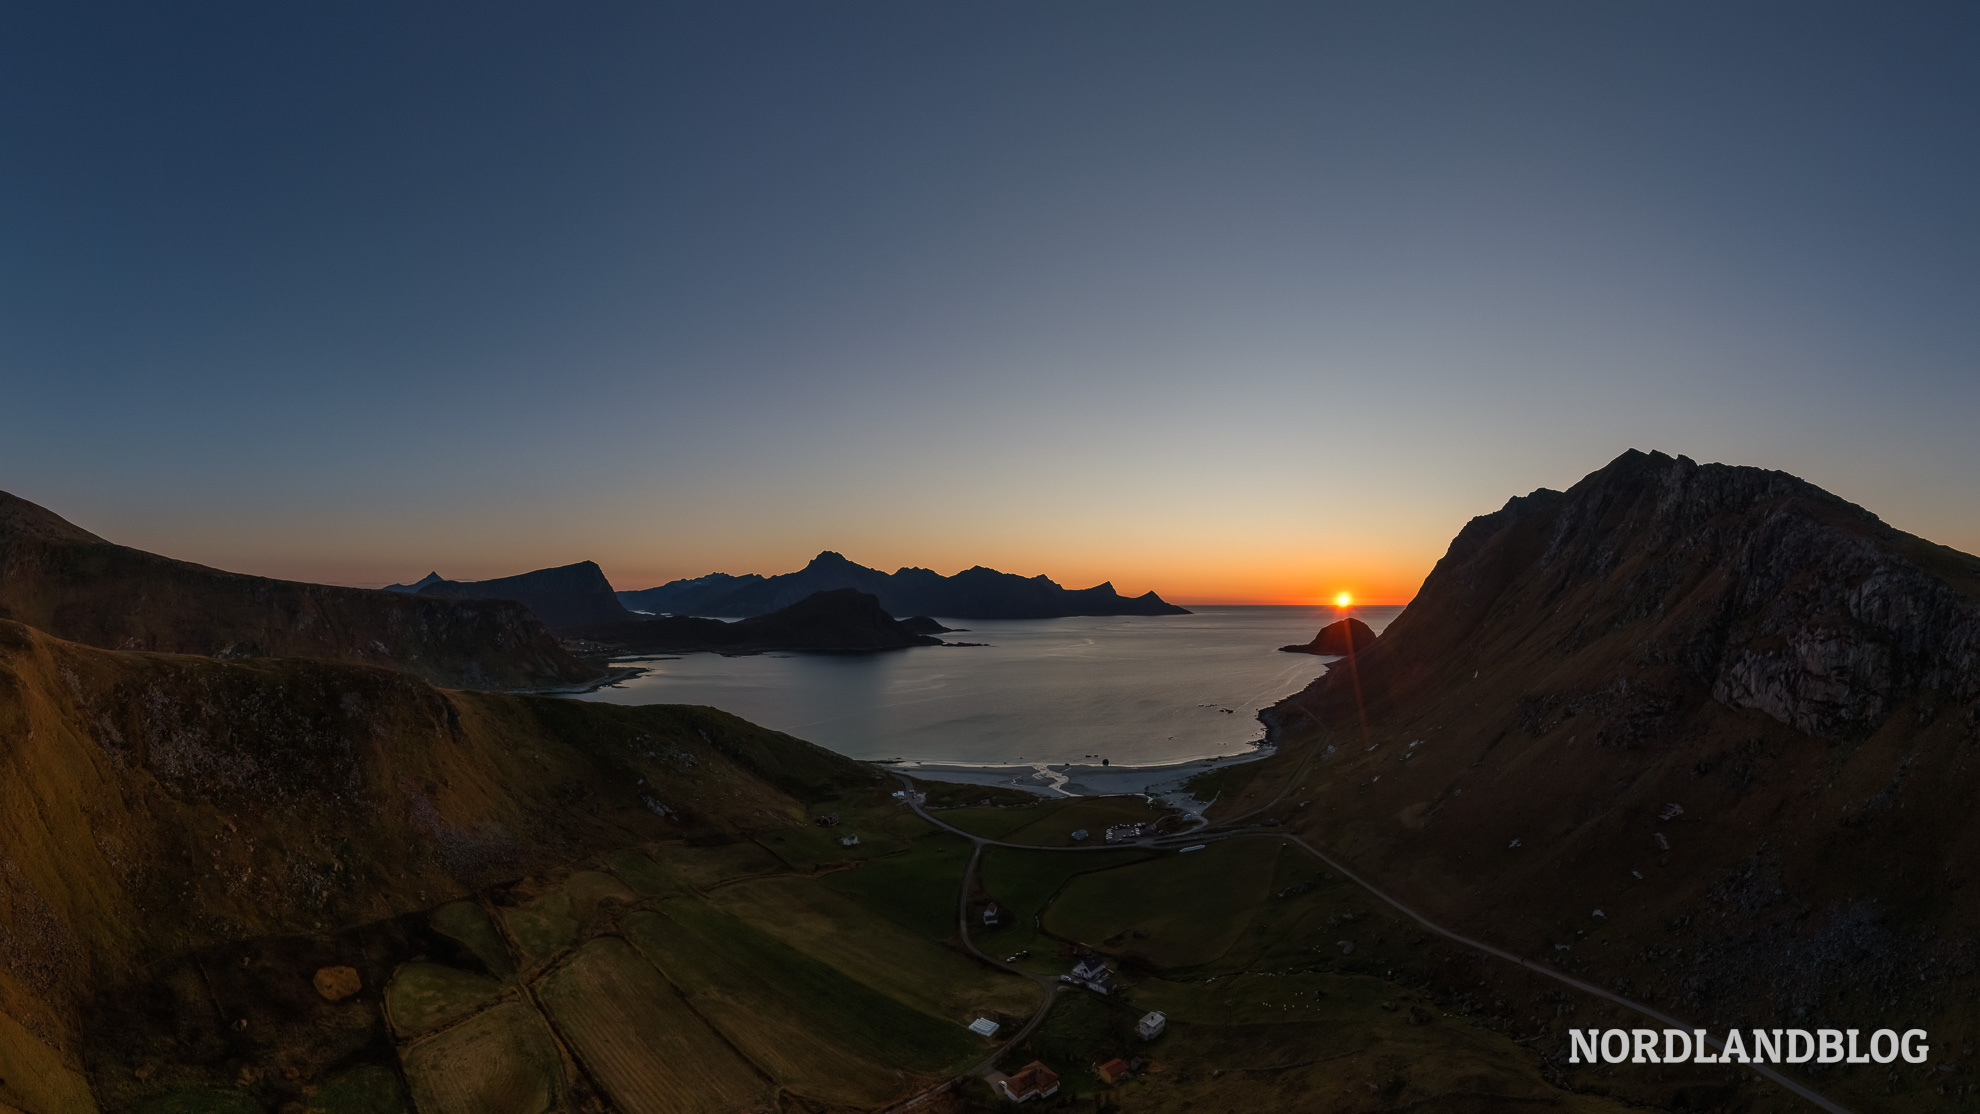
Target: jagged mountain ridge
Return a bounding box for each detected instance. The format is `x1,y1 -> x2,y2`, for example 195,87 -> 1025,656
620,550 -> 1190,619
413,560 -> 636,631
1214,450 -> 1980,1110
0,491 -> 596,691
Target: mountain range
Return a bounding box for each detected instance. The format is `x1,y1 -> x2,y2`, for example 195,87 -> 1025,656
619,550 -> 1190,619
567,587 -> 943,654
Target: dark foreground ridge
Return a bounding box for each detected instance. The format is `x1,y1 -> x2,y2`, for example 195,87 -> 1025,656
620,549 -> 1191,619
0,489 -> 597,690
1214,448 -> 1980,1112
569,587 -> 944,653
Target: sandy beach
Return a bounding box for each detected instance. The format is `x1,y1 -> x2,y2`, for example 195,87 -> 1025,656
886,745 -> 1275,813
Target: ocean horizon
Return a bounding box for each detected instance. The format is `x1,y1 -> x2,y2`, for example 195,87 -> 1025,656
572,604 -> 1403,767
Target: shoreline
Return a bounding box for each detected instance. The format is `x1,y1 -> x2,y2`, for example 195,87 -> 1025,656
882,744 -> 1275,812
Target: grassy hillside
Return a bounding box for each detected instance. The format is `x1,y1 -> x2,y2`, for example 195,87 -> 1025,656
0,619 -> 880,1113
0,490 -> 596,691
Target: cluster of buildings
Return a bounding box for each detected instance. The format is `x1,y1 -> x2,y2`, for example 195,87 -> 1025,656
1103,822 -> 1150,844
989,1012 -> 1166,1103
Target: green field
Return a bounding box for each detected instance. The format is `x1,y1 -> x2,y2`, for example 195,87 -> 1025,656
536,937 -> 770,1114
818,831 -> 975,939
1043,840 -> 1279,968
623,902 -> 976,1106
384,962 -> 504,1037
646,839 -> 789,888
756,818 -> 915,870
709,875 -> 1041,1023
399,1000 -> 566,1114
429,901 -> 515,979
499,890 -> 580,964
303,1065 -> 410,1114
929,800 -> 1061,840
974,847 -> 1154,966
603,847 -> 683,898
996,795 -> 1175,847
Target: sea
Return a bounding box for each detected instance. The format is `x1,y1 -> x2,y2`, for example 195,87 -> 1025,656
571,605 -> 1402,767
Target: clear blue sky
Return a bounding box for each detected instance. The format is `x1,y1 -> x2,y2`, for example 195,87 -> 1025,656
3,2 -> 1976,602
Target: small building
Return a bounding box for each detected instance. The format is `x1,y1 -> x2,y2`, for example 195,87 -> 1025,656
1137,1011 -> 1167,1040
995,1061 -> 1061,1103
969,1017 -> 1001,1038
840,834 -> 860,847
982,902 -> 1001,926
1095,1057 -> 1131,1084
1066,955 -> 1115,995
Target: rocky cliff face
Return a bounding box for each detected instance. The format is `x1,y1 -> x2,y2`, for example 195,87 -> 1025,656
1350,450 -> 1980,739
0,491 -> 597,690
1217,451 -> 1980,1112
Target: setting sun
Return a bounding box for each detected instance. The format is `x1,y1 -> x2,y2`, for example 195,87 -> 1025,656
1334,591 -> 1353,607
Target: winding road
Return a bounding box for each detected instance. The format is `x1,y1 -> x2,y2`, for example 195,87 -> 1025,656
887,770 -> 1854,1114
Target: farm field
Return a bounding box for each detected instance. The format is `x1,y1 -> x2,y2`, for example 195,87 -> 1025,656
398,1001 -> 565,1114
87,799 -> 1696,1114
939,795 -> 1176,847
428,901 -> 515,978
1043,839 -> 1279,967
817,831 -> 975,939
994,795 -> 1177,847
622,903 -> 967,1107
710,874 -> 1042,1022
536,937 -> 769,1114
974,847 -> 1154,968
383,962 -> 503,1037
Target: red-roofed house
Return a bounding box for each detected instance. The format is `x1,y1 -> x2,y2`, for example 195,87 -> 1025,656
996,1061 -> 1061,1102
1096,1057 -> 1131,1084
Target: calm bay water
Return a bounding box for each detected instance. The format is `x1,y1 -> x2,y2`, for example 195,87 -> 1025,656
572,605 -> 1401,766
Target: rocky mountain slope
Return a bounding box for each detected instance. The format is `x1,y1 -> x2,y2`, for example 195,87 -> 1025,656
620,549 -> 1190,619
412,560 -> 635,631
570,587 -> 944,653
1216,450 -> 1980,1110
0,492 -> 596,691
0,619 -> 878,1113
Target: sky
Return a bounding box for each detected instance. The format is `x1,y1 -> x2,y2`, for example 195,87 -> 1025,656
2,2 -> 1976,605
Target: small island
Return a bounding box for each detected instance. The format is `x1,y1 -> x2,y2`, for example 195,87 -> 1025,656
1279,617 -> 1377,656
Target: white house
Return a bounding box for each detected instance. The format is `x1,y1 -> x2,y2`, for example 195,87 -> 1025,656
1137,1011 -> 1167,1039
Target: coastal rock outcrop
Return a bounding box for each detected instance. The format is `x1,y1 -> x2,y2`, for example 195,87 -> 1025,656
1279,617 -> 1377,656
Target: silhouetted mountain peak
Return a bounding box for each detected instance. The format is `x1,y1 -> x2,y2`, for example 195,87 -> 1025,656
417,561 -> 634,631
